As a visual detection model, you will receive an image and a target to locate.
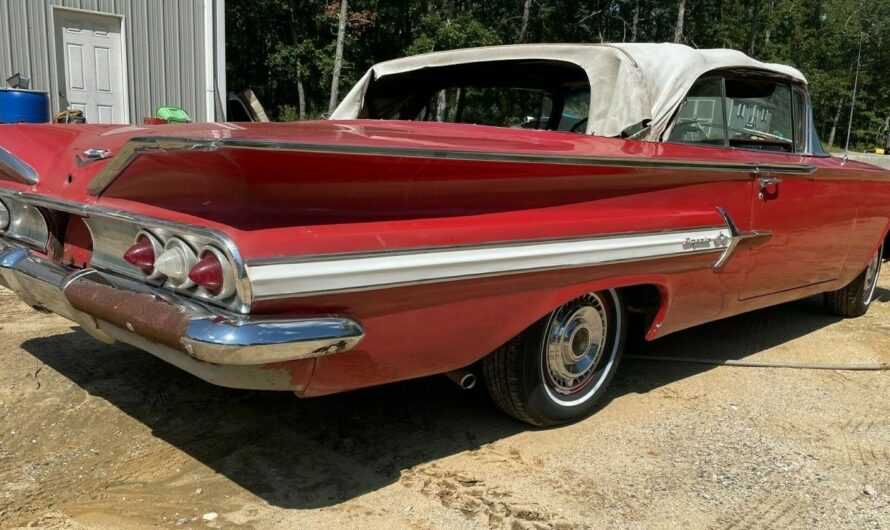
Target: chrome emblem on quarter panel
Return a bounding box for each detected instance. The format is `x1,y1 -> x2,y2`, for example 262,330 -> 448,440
683,237 -> 713,250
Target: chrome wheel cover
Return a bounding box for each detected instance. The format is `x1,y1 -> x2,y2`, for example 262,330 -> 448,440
863,245 -> 883,305
542,292 -> 617,404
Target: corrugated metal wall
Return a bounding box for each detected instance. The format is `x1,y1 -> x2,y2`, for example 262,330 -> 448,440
0,0 -> 209,123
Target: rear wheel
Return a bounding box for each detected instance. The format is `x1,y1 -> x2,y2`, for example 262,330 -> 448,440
482,289 -> 626,426
825,243 -> 883,317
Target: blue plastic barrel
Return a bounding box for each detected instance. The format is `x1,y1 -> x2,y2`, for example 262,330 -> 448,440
0,89 -> 51,124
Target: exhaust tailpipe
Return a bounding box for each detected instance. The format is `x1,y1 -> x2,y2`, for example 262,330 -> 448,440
445,368 -> 476,390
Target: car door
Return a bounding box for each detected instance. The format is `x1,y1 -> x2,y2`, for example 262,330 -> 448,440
666,74 -> 858,301
726,78 -> 858,299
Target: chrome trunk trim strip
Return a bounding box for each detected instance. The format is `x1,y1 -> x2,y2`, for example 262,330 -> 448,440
245,226 -> 734,300
87,136 -> 818,195
0,146 -> 39,186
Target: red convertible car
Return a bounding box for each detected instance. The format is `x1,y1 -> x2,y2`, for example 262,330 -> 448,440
0,44 -> 887,426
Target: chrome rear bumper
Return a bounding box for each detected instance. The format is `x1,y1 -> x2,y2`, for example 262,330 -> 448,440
0,246 -> 364,384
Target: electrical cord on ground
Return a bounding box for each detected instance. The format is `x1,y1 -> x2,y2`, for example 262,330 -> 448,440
623,355 -> 889,371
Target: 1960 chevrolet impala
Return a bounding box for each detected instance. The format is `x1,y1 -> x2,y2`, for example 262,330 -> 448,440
0,43 -> 887,425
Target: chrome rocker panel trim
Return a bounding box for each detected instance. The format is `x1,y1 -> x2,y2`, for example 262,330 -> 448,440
0,245 -> 365,382
246,225 -> 736,300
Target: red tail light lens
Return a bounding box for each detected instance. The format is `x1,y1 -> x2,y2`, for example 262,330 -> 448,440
188,251 -> 225,295
123,236 -> 156,275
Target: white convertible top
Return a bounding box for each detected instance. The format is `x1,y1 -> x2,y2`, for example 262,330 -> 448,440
331,43 -> 807,140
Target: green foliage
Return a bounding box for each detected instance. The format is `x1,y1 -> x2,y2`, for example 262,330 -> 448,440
227,0 -> 890,150
278,104 -> 301,122
405,12 -> 502,55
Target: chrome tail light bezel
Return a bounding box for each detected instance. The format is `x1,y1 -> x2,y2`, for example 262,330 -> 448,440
113,227 -> 243,306
0,199 -> 10,231
157,236 -> 199,290
0,198 -> 49,251
193,245 -> 237,300
0,190 -> 250,312
132,229 -> 165,280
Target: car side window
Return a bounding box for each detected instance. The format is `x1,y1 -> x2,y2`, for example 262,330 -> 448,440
791,85 -> 807,153
724,79 -> 793,152
667,77 -> 727,146
668,74 -> 806,154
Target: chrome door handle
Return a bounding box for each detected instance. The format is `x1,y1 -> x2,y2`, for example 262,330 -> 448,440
757,176 -> 782,201
758,176 -> 782,187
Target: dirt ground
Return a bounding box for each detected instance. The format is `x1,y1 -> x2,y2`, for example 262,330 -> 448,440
1,267 -> 889,529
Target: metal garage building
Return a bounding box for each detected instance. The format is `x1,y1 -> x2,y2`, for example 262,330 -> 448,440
0,0 -> 226,124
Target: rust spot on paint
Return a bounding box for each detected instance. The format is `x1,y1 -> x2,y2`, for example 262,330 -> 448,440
262,359 -> 316,392
64,282 -> 189,353
311,340 -> 348,356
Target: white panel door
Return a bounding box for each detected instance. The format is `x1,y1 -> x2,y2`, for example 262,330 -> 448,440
54,10 -> 126,124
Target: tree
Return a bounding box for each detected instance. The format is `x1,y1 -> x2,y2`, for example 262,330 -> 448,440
631,0 -> 640,42
747,0 -> 762,55
519,0 -> 533,43
674,0 -> 686,43
225,0 -> 890,151
328,0 -> 349,114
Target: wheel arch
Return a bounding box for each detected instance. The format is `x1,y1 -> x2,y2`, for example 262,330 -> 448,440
497,277 -> 671,353
620,283 -> 667,341
882,231 -> 890,261
306,275 -> 678,397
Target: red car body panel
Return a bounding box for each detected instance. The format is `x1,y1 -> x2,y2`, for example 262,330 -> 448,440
1,119 -> 889,396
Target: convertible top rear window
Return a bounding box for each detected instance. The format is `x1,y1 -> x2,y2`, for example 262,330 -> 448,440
361,59 -> 591,133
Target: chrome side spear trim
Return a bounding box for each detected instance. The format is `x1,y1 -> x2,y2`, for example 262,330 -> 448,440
245,209 -> 768,300
713,207 -> 772,270
246,226 -> 733,301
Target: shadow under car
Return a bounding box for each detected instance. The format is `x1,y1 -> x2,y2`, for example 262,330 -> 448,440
20,292 -> 854,508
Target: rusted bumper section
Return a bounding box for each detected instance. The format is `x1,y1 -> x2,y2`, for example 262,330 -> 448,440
0,246 -> 365,390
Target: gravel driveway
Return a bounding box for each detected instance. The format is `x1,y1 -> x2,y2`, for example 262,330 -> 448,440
1,271 -> 888,529
843,152 -> 890,170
